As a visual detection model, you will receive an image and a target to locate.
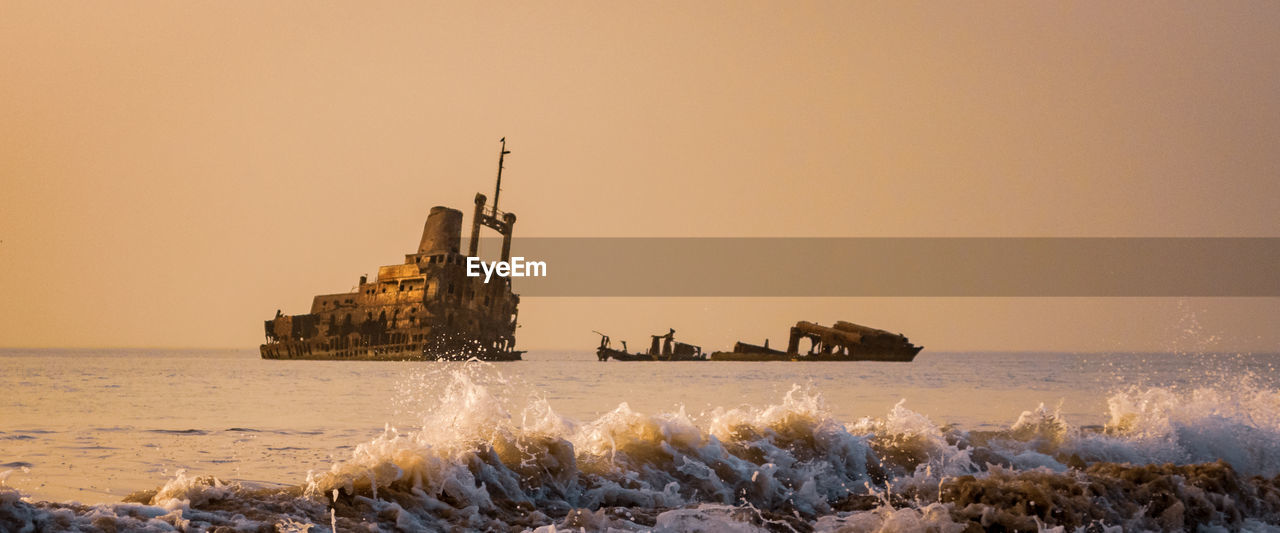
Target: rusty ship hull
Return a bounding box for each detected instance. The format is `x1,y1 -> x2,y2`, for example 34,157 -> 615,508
709,321 -> 923,362
708,346 -> 921,362
596,347 -> 708,362
261,342 -> 525,362
594,329 -> 706,361
595,347 -> 657,362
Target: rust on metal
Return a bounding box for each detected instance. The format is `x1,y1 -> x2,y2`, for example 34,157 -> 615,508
595,328 -> 706,361
709,320 -> 923,362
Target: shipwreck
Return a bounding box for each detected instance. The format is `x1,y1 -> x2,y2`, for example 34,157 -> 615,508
595,329 -> 706,361
260,140 -> 523,361
709,320 -> 923,362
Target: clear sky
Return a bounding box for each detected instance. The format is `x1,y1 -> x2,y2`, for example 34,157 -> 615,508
2,2 -> 1278,351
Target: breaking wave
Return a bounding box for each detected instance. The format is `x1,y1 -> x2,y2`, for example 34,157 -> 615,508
4,364 -> 1280,532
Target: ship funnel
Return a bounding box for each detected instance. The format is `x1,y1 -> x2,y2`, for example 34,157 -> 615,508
419,206 -> 463,255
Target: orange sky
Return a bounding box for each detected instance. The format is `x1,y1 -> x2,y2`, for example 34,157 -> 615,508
2,2 -> 1278,351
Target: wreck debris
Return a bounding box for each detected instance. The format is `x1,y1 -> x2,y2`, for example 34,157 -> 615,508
709,320 -> 923,362
595,329 -> 706,361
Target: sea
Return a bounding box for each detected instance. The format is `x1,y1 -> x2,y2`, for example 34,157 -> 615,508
2,349 -> 1279,532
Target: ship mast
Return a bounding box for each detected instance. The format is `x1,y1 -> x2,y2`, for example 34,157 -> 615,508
468,138 -> 518,262
492,137 -> 510,217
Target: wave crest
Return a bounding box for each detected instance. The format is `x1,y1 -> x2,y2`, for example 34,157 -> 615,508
5,365 -> 1280,531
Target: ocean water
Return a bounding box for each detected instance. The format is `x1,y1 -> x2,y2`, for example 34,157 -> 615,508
2,349 -> 1280,531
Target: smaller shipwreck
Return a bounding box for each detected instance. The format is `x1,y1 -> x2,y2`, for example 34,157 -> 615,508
710,321 -> 923,362
595,329 -> 706,361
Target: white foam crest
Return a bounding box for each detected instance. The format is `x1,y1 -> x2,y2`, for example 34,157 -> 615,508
699,385 -> 877,508
572,403 -> 707,467
520,395 -> 577,438
871,400 -> 940,438
706,384 -> 829,442
1064,384 -> 1280,476
966,386 -> 1280,477
418,365 -> 518,446
1010,402 -> 1073,442
566,403 -> 745,510
530,385 -> 877,514
306,364 -> 531,506
852,400 -> 977,482
152,469 -> 236,511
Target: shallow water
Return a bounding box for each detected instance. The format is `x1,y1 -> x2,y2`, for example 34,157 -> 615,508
2,349 -> 1279,531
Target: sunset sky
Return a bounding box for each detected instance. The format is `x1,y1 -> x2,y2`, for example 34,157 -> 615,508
2,2 -> 1278,351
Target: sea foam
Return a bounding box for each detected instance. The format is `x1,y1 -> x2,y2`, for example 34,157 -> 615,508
4,363 -> 1280,531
